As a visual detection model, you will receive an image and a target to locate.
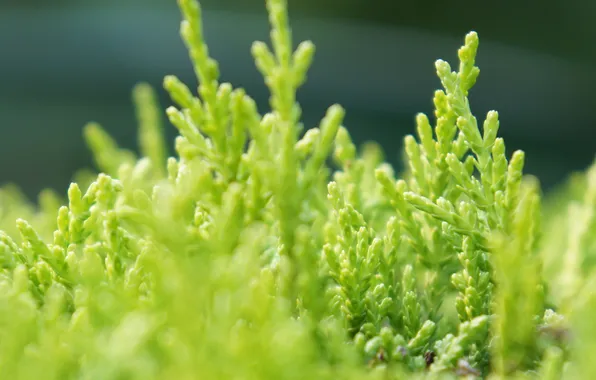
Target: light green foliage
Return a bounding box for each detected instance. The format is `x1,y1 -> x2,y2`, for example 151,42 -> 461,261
0,0 -> 594,378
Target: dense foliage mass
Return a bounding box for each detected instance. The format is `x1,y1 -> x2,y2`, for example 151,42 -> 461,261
0,0 -> 594,378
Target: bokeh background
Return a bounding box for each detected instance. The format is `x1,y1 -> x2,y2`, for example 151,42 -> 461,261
2,0 -> 596,199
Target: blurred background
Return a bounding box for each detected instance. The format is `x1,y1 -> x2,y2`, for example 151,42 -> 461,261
2,0 -> 596,199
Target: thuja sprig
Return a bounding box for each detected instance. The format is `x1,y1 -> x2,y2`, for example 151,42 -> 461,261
332,129 -> 393,230
252,0 -> 346,260
83,123 -> 136,178
431,315 -> 489,373
325,181 -> 374,335
492,182 -> 543,375
552,159 -> 596,308
133,83 -> 168,179
383,32 -> 527,260
451,236 -> 492,322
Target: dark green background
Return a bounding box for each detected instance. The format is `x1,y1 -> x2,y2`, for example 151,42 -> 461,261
1,0 -> 595,198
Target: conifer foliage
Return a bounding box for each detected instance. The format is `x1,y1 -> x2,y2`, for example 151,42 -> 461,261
0,0 -> 592,378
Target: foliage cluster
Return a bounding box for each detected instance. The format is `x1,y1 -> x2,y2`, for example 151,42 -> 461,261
0,0 -> 593,378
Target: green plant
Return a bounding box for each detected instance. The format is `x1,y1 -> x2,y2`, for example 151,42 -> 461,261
0,0 -> 594,378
